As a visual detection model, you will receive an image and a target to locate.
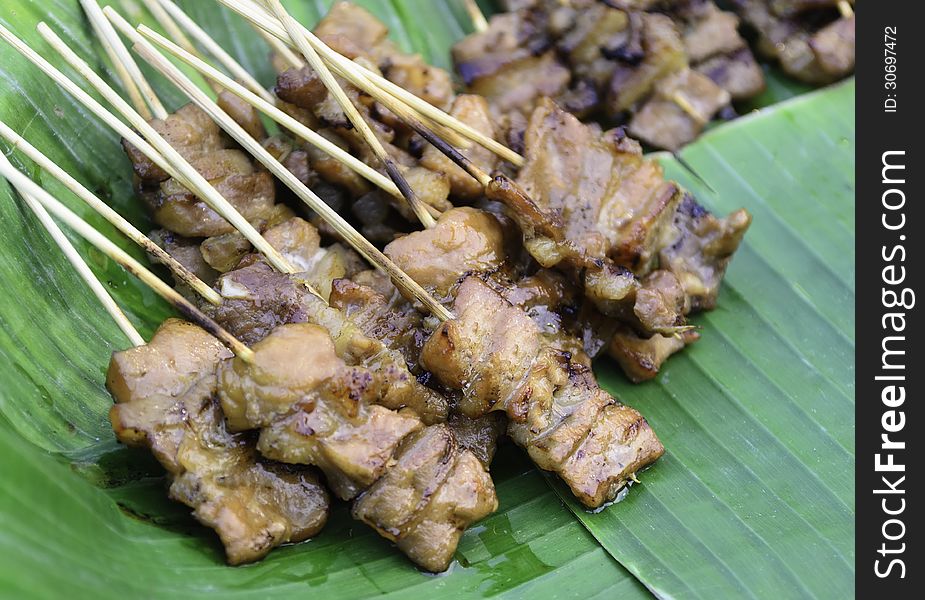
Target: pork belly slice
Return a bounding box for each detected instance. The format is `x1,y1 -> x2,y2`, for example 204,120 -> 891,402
516,99 -> 682,273
629,68 -> 731,152
660,194 -> 752,312
218,323 -> 498,571
353,425 -> 498,572
422,277 -> 664,507
107,319 -> 329,565
205,261 -> 447,422
385,207 -> 507,297
218,323 -> 424,500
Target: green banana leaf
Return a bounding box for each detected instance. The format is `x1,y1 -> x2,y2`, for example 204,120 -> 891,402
0,1 -> 854,598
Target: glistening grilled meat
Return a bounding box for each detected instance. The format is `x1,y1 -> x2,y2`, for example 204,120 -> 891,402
123,103 -> 277,237
217,323 -> 498,571
421,277 -> 664,507
107,319 -> 330,565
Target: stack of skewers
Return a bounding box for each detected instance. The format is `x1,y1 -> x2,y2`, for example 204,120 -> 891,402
0,0 -> 758,572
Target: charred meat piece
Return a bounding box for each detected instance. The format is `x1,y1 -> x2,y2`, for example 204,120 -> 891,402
667,0 -> 766,102
149,228 -> 218,288
217,323 -> 423,499
145,148 -> 277,238
452,10 -> 551,87
733,0 -> 854,84
471,51 -> 571,118
353,425 -> 498,572
107,319 -> 329,564
607,13 -> 688,116
122,103 -> 225,184
659,193 -> 752,312
204,261 -> 317,345
385,207 -> 507,296
629,68 -> 731,151
422,277 -> 664,507
695,48 -> 765,101
516,99 -> 681,273
206,261 -> 448,423
382,51 -> 455,111
608,324 -> 699,382
199,205 -> 297,274
330,272 -> 429,370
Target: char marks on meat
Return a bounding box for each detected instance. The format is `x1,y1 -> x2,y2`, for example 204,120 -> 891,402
422,277 -> 664,507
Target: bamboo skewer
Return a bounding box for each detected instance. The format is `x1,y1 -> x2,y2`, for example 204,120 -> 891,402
329,57 -> 493,188
265,0 -> 436,229
130,29 -> 453,322
4,20 -> 314,295
216,0 -> 524,167
0,162 -> 254,362
0,24 -> 199,208
836,1 -> 853,18
80,0 -> 156,120
140,0 -> 222,94
0,120 -> 222,305
82,0 -> 168,119
156,0 -> 275,104
39,17 -> 298,278
138,25 -> 431,214
0,152 -> 145,346
463,0 -> 489,33
258,23 -> 303,69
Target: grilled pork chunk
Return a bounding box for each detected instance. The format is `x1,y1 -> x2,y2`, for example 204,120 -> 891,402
107,319 -> 329,565
205,260 -> 448,423
123,104 -> 277,238
732,0 -> 855,84
217,323 -> 497,571
422,277 -> 664,507
353,425 -> 498,572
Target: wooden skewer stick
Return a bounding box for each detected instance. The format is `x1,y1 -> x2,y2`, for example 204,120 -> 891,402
0,24 -> 221,234
80,0 -> 155,120
256,22 -> 303,69
0,152 -> 145,346
388,94 -> 491,186
40,16 -> 297,278
331,56 -> 493,188
265,0 -> 436,229
82,0 -> 168,119
156,0 -> 275,104
133,31 -> 454,322
670,92 -> 707,126
140,0 -> 222,94
217,0 -> 524,167
0,22 -> 181,184
139,25 -> 440,219
463,0 -> 489,33
0,120 -> 222,305
0,162 -> 253,362
836,1 -> 853,18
